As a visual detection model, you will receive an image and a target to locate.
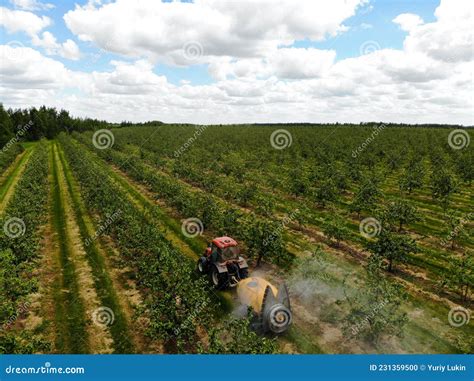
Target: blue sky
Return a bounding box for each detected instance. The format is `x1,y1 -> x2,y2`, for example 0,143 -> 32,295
0,0 -> 471,125
1,0 -> 441,85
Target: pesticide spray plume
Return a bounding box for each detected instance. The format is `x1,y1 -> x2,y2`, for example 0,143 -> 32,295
236,277 -> 292,334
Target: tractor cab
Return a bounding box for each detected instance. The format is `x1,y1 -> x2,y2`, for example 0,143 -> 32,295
207,237 -> 240,262
198,236 -> 249,289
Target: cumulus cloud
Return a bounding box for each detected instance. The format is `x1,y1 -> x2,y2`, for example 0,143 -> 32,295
91,60 -> 169,95
393,13 -> 424,32
403,0 -> 473,62
0,44 -> 72,89
64,0 -> 365,64
32,31 -> 81,60
1,0 -> 473,125
208,48 -> 336,80
0,6 -> 81,60
0,6 -> 51,36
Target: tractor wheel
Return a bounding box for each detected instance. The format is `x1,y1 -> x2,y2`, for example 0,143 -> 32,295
197,257 -> 207,275
239,268 -> 249,280
210,266 -> 227,290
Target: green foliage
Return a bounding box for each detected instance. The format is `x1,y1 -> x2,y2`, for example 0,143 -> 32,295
0,144 -> 23,174
399,159 -> 425,194
1,104 -> 110,141
367,230 -> 417,272
453,150 -> 473,184
254,194 -> 275,217
350,176 -> 382,216
383,200 -> 421,232
431,168 -> 458,210
0,104 -> 14,148
245,216 -> 291,267
60,134 -> 275,353
322,215 -> 349,245
344,256 -> 408,344
0,141 -> 49,353
444,253 -> 473,301
443,211 -> 471,250
0,330 -> 51,354
73,132 -> 293,266
203,316 -> 277,354
288,166 -> 310,196
313,179 -> 338,207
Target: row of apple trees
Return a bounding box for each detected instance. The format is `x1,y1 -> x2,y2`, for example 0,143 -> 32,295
59,134 -> 276,353
0,141 -> 50,353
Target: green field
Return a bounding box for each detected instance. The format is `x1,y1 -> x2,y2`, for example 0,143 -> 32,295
0,123 -> 472,354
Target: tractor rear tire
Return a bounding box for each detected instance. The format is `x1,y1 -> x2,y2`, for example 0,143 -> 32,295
197,257 -> 207,275
210,266 -> 227,290
239,268 -> 249,280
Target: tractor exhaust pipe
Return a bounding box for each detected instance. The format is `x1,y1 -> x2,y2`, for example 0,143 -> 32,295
236,277 -> 292,334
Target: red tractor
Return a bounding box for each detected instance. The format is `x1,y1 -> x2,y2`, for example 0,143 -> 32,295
197,236 -> 249,289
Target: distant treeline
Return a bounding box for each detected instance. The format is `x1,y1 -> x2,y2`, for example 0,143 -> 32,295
0,103 -> 469,148
0,104 -> 111,147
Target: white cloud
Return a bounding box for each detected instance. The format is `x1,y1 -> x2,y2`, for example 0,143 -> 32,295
64,0 -> 365,65
0,6 -> 51,36
268,48 -> 336,79
0,6 -> 80,61
60,39 -> 81,60
0,44 -> 72,89
91,60 -> 169,95
403,0 -> 473,62
9,0 -> 54,11
1,0 -> 473,125
208,48 -> 336,80
393,13 -> 424,32
32,31 -> 81,60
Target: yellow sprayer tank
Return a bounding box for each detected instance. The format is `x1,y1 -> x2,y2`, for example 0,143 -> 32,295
237,277 -> 292,334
